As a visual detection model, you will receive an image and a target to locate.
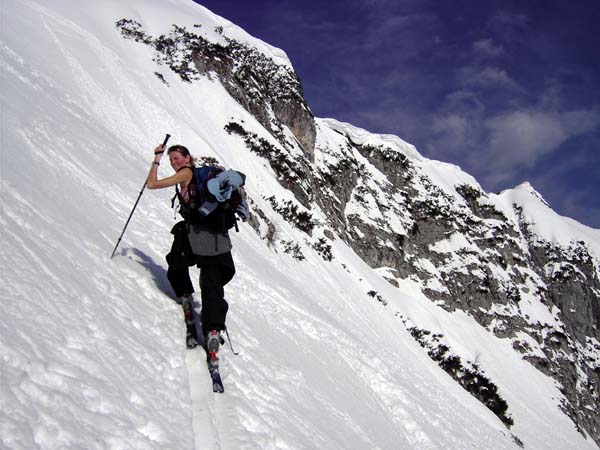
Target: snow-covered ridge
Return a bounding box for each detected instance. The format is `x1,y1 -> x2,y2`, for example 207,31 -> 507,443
190,4 -> 293,68
320,117 -> 423,161
104,0 -> 294,69
494,182 -> 600,259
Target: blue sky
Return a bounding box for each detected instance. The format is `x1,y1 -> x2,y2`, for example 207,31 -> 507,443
194,0 -> 600,228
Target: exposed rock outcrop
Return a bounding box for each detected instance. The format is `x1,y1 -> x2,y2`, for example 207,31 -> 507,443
115,20 -> 315,160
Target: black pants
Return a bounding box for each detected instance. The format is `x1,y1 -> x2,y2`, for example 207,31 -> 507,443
167,252 -> 235,334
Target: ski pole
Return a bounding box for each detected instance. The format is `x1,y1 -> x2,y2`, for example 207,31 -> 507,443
111,133 -> 171,258
224,327 -> 240,355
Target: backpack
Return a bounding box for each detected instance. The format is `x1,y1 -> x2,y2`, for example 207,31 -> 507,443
174,166 -> 247,232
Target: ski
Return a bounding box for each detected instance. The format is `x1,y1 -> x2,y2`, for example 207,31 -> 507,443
205,330 -> 224,393
182,296 -> 203,349
208,362 -> 224,393
183,303 -> 225,393
189,299 -> 205,348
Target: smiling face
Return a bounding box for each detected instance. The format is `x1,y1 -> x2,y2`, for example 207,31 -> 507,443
168,150 -> 191,171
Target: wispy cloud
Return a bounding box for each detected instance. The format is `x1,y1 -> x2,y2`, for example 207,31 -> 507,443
425,94 -> 600,193
485,111 -> 567,167
484,109 -> 600,170
458,66 -> 521,91
472,38 -> 505,58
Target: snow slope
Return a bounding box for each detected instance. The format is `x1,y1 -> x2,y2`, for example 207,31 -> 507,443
1,0 -> 597,449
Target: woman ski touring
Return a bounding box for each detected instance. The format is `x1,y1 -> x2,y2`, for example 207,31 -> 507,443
146,141 -> 247,369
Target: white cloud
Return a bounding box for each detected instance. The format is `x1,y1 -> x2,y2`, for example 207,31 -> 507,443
472,38 -> 505,57
432,113 -> 471,149
563,110 -> 600,135
424,104 -> 600,194
484,109 -> 600,169
459,66 -> 520,90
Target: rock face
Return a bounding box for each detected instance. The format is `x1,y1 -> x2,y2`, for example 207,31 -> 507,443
193,39 -> 316,160
116,19 -> 600,445
310,130 -> 600,443
115,20 -> 316,160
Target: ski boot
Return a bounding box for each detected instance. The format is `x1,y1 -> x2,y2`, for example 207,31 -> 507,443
205,330 -> 225,362
186,328 -> 199,349
206,330 -> 221,362
206,330 -> 225,393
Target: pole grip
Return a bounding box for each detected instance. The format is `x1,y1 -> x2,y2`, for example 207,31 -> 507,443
154,134 -> 171,155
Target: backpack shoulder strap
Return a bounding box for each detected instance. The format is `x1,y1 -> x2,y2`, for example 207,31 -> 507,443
171,166 -> 194,206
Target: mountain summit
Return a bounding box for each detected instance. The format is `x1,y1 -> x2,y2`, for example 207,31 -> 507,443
2,1 -> 598,449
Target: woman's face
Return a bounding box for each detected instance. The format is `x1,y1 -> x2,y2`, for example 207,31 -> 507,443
169,151 -> 190,171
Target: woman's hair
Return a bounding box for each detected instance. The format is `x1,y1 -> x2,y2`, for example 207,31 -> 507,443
168,145 -> 197,167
